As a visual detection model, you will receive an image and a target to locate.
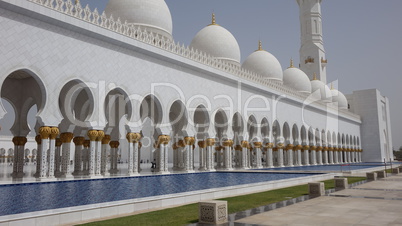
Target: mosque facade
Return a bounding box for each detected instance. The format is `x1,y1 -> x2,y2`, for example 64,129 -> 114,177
0,0 -> 393,179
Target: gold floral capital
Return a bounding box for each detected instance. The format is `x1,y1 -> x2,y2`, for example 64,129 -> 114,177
83,140 -> 90,148
253,142 -> 262,148
49,127 -> 60,140
295,144 -> 303,150
276,143 -> 285,149
198,141 -> 207,149
39,126 -> 51,139
223,140 -> 233,147
102,135 -> 111,145
55,138 -> 62,147
206,138 -> 216,146
87,130 -> 98,141
241,141 -> 249,148
96,131 -> 105,142
35,135 -> 41,145
60,132 -> 74,143
184,137 -> 195,146
316,146 -> 323,151
235,145 -> 242,151
265,143 -> 274,149
158,135 -> 170,145
310,146 -> 317,151
73,136 -> 85,146
303,145 -> 310,150
12,137 -> 27,146
109,141 -> 120,148
286,144 -> 294,150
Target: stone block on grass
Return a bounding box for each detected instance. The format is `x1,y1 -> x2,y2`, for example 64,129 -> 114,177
391,168 -> 399,174
199,200 -> 228,225
377,171 -> 386,178
334,177 -> 348,190
309,182 -> 325,198
366,172 -> 377,181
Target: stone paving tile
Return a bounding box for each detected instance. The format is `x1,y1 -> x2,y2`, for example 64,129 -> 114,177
236,174 -> 402,226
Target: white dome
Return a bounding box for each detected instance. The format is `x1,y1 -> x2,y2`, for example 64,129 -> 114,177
190,17 -> 240,65
311,78 -> 332,102
283,62 -> 311,93
331,88 -> 348,109
242,43 -> 283,81
105,0 -> 173,41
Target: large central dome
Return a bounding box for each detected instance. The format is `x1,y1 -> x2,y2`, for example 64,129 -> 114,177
105,0 -> 173,41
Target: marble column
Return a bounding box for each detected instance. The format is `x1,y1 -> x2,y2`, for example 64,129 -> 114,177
177,140 -> 185,170
198,141 -> 206,171
317,146 -> 323,165
286,144 -> 294,167
310,146 -> 317,165
83,140 -> 90,174
328,148 -> 334,164
205,138 -> 215,171
11,136 -> 28,178
101,135 -> 111,175
157,135 -> 170,173
95,131 -> 104,176
265,143 -> 274,168
348,149 -> 352,163
222,139 -> 233,170
254,142 -> 263,169
59,132 -> 72,178
34,135 -> 42,178
55,138 -> 62,177
215,146 -> 222,169
39,127 -> 51,178
303,145 -> 310,166
277,143 -> 284,167
126,133 -> 141,175
47,127 -> 59,178
323,147 -> 329,164
184,137 -> 195,172
295,145 -> 302,166
241,141 -> 249,169
109,141 -> 119,173
334,148 -> 339,163
73,136 -> 85,176
87,130 -> 98,177
132,133 -> 141,174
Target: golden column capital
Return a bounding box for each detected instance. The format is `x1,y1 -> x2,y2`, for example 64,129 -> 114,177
184,136 -> 195,146
73,136 -> 85,146
198,141 -> 207,149
310,146 -> 317,151
222,139 -> 233,147
109,141 -> 120,148
206,138 -> 216,146
276,143 -> 285,149
35,135 -> 41,145
55,138 -> 62,147
83,140 -> 90,148
241,141 -> 249,148
286,144 -> 294,150
295,144 -> 303,150
172,142 -> 179,150
234,145 -> 242,151
60,132 -> 74,143
265,142 -> 274,149
96,130 -> 105,142
87,130 -> 98,141
253,142 -> 262,148
12,137 -> 27,146
323,146 -> 329,151
49,127 -> 60,140
126,133 -> 141,143
178,140 -> 185,148
215,146 -> 222,151
102,135 -> 111,145
158,135 -> 170,145
303,145 -> 310,151
316,146 -> 323,151
39,126 -> 51,139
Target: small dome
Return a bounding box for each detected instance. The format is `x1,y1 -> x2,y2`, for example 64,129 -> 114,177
105,0 -> 173,41
311,74 -> 332,102
190,14 -> 241,65
331,86 -> 348,109
242,41 -> 283,81
283,60 -> 311,93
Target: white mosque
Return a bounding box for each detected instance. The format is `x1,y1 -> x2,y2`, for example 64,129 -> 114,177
0,0 -> 393,179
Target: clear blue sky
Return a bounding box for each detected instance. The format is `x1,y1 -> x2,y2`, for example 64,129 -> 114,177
3,0 -> 402,149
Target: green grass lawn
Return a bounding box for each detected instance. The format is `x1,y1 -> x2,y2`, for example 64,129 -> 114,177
81,176 -> 366,226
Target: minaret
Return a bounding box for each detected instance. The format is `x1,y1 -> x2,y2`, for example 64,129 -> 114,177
297,0 -> 328,84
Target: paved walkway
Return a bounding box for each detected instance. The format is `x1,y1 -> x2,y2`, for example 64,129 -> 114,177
235,173 -> 402,226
